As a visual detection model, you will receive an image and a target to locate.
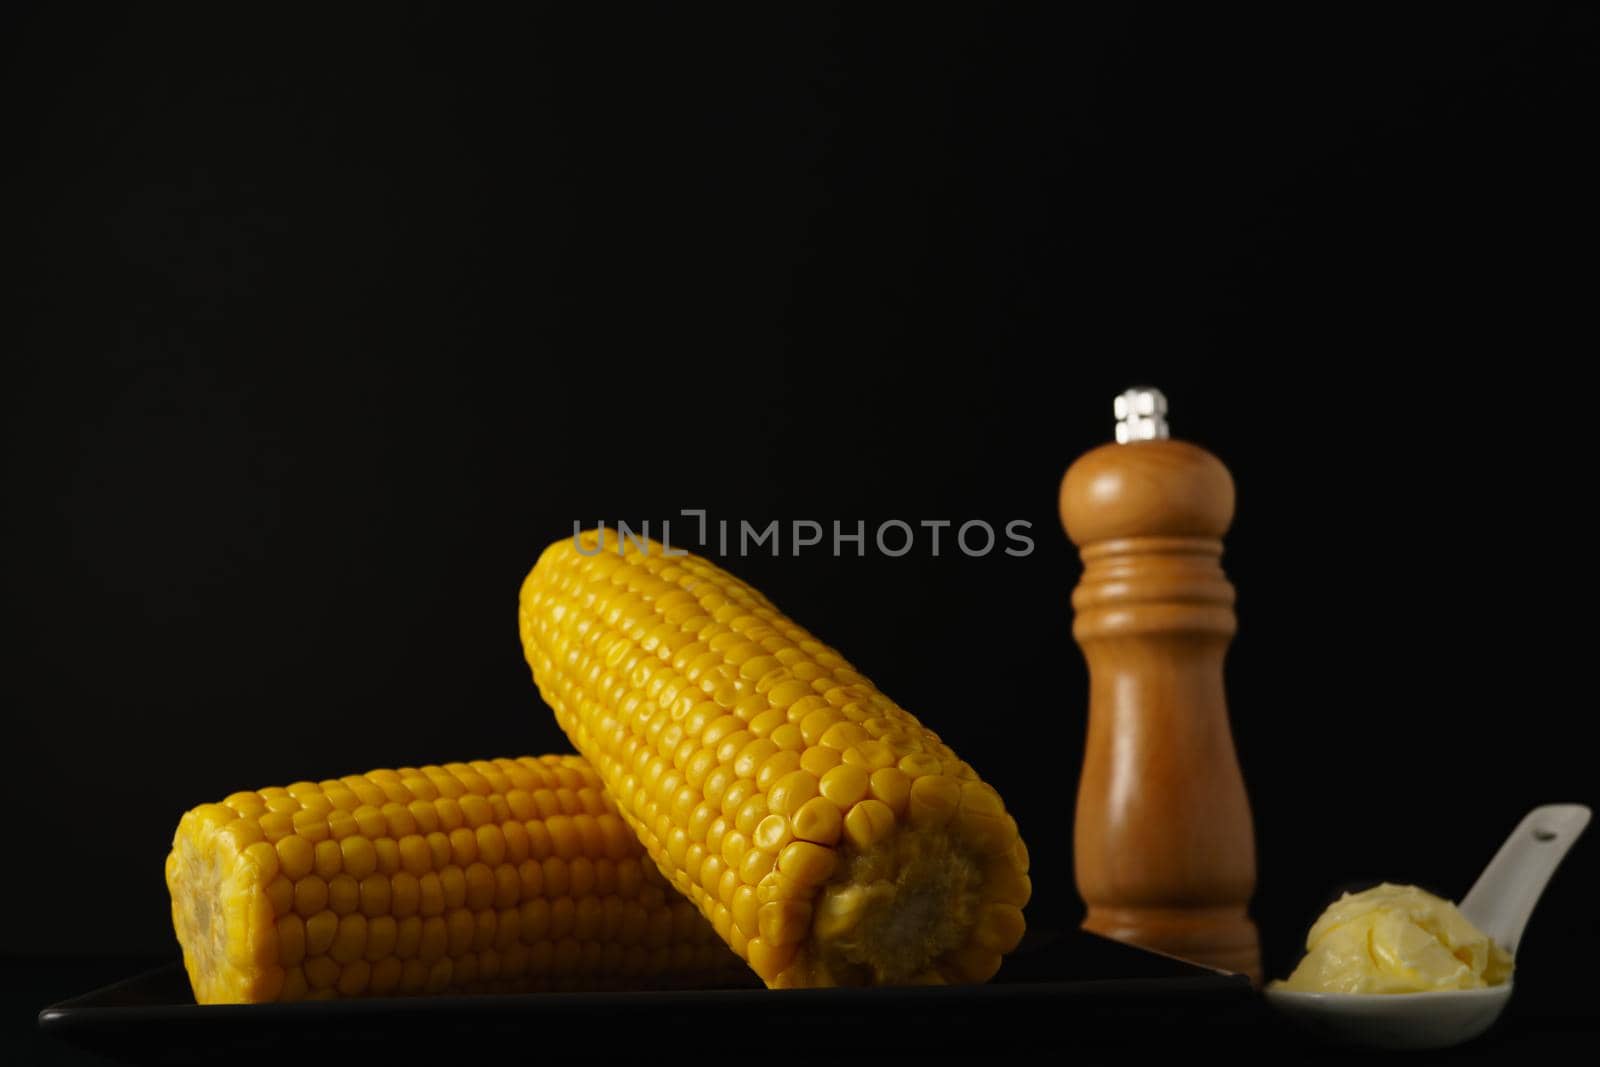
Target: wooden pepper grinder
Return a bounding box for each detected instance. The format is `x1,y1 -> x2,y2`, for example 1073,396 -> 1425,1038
1060,387 -> 1261,983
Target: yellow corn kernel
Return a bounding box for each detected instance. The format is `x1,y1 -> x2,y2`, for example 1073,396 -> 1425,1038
755,751 -> 804,792
293,876 -> 328,918
313,840 -> 342,880
790,797 -> 843,846
745,937 -> 793,984
264,876 -> 293,917
276,914 -> 306,968
818,764 -> 870,809
758,900 -> 812,947
908,774 -> 963,827
981,856 -> 1033,908
327,875 -> 360,916
842,799 -> 895,850
166,756 -> 751,1003
842,740 -> 896,771
973,904 -> 1027,953
276,835 -> 315,881
812,884 -> 869,941
304,911 -> 338,957
775,840 -> 837,887
767,770 -> 819,817
799,746 -> 842,777
867,767 -> 911,816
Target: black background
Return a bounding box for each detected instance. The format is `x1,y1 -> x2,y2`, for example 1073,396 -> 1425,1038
4,0 -> 1597,1050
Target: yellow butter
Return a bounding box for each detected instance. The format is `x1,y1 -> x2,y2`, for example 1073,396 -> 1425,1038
1274,883 -> 1513,994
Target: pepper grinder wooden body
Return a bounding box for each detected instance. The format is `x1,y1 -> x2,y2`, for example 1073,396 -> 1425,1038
1059,391 -> 1261,983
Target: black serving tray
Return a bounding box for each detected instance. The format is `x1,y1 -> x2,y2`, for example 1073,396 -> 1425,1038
40,930 -> 1254,1064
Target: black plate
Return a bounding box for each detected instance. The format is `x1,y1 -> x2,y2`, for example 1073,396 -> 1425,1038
39,931 -> 1253,1064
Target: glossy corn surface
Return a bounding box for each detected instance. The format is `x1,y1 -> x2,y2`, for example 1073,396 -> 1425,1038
519,531 -> 1031,987
166,755 -> 749,1003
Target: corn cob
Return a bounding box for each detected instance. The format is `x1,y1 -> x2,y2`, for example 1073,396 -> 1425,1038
166,755 -> 750,1004
519,531 -> 1031,987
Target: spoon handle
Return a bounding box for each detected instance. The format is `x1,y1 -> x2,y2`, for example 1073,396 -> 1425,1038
1459,804 -> 1590,954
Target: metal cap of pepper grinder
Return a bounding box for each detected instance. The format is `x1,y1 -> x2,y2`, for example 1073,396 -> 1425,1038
1114,386 -> 1170,444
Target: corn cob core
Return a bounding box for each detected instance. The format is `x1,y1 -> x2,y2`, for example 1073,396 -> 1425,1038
166,755 -> 748,1004
519,532 -> 1032,987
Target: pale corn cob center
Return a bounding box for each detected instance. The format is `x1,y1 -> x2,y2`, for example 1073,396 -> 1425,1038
166,756 -> 743,1003
520,531 -> 1031,987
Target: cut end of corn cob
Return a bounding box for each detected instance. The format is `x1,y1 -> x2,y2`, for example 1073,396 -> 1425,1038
519,530 -> 1032,988
166,755 -> 751,1004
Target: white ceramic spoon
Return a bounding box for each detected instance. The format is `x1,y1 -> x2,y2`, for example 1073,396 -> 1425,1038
1265,803 -> 1590,1050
